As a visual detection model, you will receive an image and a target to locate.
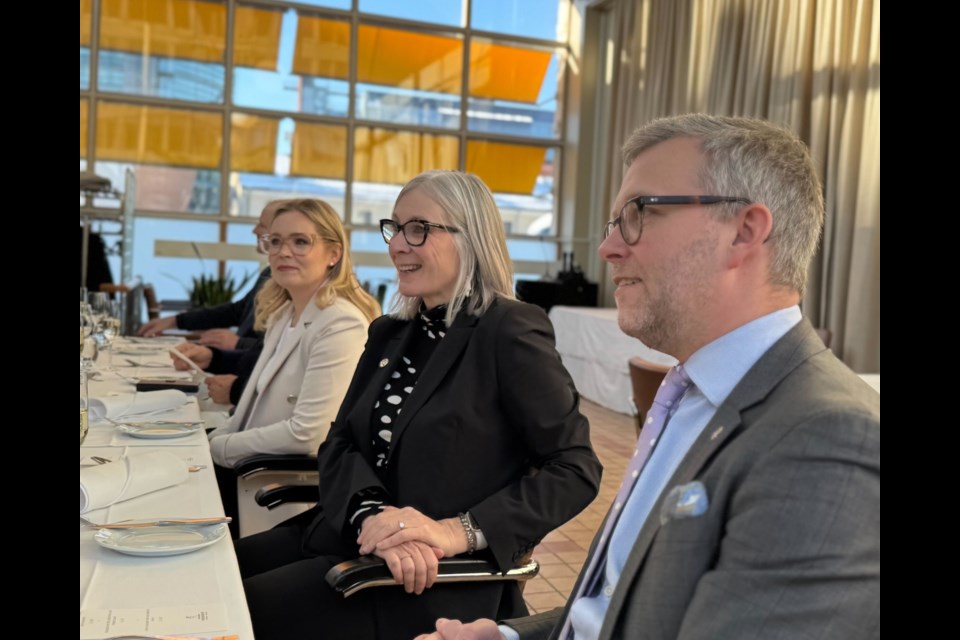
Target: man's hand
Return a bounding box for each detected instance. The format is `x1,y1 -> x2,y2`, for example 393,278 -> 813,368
137,316 -> 176,337
171,343 -> 213,370
198,329 -> 240,350
372,540 -> 443,595
415,618 -> 504,640
358,506 -> 467,557
206,374 -> 237,405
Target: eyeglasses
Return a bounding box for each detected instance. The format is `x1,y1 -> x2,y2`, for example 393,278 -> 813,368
258,233 -> 320,256
380,219 -> 460,247
603,195 -> 751,245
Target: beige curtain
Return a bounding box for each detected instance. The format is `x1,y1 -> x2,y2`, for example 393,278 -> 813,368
602,0 -> 879,372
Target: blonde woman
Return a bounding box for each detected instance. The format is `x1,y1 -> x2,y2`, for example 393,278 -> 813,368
205,199 -> 379,532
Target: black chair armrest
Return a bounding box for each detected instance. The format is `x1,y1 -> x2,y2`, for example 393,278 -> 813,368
325,555 -> 540,598
255,483 -> 321,509
234,454 -> 317,478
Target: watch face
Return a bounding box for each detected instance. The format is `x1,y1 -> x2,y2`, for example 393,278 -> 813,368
466,512 -> 479,530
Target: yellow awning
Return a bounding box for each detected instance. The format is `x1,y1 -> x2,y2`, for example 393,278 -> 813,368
81,0 -> 92,46
291,122 -> 348,179
233,4 -> 283,71
99,0 -> 226,64
291,14 -> 350,79
354,127 -> 458,185
466,141 -> 547,195
357,25 -> 462,94
230,113 -> 278,174
469,41 -> 552,103
96,101 -> 223,169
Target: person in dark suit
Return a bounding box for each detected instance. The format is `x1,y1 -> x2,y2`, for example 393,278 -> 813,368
418,116 -> 880,640
235,171 -> 603,640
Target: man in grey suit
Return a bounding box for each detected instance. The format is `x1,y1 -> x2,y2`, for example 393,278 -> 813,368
417,115 -> 880,639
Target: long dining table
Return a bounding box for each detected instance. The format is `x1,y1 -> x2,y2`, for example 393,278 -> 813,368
80,339 -> 253,640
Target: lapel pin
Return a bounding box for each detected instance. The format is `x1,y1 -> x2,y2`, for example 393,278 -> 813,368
710,426 -> 724,440
379,358 -> 389,368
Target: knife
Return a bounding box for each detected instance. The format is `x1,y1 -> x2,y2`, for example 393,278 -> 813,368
91,517 -> 232,529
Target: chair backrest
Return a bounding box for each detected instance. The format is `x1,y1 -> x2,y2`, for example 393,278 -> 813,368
628,356 -> 671,436
815,328 -> 833,349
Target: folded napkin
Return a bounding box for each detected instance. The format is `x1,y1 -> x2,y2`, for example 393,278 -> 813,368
80,451 -> 189,513
88,389 -> 187,421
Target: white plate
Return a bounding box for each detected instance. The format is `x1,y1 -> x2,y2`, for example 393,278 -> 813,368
115,421 -> 204,439
94,523 -> 228,556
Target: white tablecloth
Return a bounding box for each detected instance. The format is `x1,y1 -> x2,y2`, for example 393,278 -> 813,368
80,340 -> 253,639
549,306 -> 676,415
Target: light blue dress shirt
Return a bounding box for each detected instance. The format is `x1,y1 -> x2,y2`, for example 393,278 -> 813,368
558,306 -> 803,640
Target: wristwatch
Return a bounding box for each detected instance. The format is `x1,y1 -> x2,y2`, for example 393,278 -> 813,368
458,511 -> 479,554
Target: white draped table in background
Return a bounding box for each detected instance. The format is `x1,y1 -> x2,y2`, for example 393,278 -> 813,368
80,340 -> 253,640
548,306 -> 676,415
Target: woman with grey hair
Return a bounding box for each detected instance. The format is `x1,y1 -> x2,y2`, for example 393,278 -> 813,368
236,170 -> 602,640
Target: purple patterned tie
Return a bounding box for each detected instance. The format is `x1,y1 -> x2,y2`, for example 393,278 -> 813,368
560,364 -> 692,639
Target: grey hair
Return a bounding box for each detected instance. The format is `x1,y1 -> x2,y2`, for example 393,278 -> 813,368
388,170 -> 515,325
622,114 -> 824,295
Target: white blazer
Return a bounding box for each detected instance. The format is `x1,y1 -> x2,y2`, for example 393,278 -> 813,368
207,296 -> 369,468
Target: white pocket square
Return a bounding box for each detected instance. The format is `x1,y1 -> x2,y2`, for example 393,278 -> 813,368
660,480 -> 709,525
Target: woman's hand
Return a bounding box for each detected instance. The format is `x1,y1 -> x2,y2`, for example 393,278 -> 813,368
171,343 -> 213,370
358,506 -> 467,558
373,540 -> 443,594
206,374 -> 236,405
198,328 -> 240,350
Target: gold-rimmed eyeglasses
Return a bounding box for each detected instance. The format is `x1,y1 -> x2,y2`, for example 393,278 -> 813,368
258,233 -> 320,256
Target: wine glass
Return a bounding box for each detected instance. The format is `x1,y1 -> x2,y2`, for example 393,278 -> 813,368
80,304 -> 97,371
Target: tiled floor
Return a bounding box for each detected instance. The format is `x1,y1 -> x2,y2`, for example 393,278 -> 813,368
524,398 -> 636,614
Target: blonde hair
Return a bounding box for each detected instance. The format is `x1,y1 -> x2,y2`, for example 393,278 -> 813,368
389,171 -> 515,325
255,198 -> 380,330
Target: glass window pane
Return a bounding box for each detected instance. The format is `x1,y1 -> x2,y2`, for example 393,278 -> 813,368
354,265 -> 398,311
353,128 -> 459,196
95,161 -> 221,214
81,0 -> 92,89
233,7 -> 349,117
360,0 -> 463,27
268,0 -> 349,9
98,0 -> 226,102
467,39 -> 561,139
356,25 -> 463,127
230,173 -> 346,217
96,101 -> 223,169
131,218 -> 220,302
467,143 -> 556,236
471,0 -> 563,41
468,43 -> 560,139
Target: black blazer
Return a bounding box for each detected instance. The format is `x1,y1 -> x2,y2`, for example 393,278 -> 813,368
309,298 -> 602,572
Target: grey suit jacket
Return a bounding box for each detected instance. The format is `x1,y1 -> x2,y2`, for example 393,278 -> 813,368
508,320 -> 880,640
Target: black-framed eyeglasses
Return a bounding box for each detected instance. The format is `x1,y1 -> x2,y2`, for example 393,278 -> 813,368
380,219 -> 461,247
603,195 -> 751,245
258,233 -> 320,256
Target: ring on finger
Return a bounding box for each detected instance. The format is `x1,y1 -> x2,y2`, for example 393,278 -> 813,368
398,521 -> 405,530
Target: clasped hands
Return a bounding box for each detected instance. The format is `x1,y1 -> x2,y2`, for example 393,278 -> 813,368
356,506 -> 468,595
